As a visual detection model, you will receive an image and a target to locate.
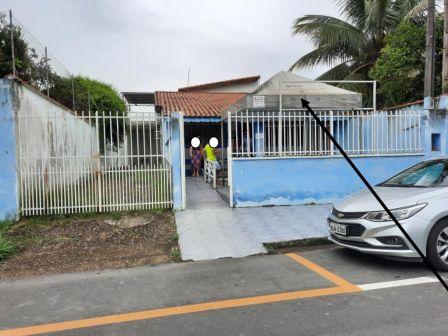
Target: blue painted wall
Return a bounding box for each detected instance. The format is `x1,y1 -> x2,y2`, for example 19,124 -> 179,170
230,99 -> 448,207
425,96 -> 448,158
0,80 -> 19,220
232,155 -> 425,207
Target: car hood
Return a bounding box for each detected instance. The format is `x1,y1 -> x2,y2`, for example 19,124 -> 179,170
335,186 -> 448,212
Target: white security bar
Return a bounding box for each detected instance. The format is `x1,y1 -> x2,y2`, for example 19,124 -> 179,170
17,111 -> 172,216
229,109 -> 423,158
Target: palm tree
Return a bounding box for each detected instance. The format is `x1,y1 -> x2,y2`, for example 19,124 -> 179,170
290,0 -> 430,81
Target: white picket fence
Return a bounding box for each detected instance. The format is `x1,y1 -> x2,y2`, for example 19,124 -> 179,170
17,111 -> 172,216
229,108 -> 423,158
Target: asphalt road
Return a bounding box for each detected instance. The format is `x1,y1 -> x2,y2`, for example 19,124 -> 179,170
0,245 -> 447,336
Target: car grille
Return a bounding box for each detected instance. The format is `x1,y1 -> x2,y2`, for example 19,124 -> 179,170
329,220 -> 366,237
332,208 -> 367,219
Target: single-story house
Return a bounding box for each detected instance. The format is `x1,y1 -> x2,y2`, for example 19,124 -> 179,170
155,91 -> 244,145
155,71 -> 367,177
155,75 -> 261,145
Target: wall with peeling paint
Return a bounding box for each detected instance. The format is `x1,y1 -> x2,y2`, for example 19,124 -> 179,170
14,80 -> 98,183
0,78 -> 98,219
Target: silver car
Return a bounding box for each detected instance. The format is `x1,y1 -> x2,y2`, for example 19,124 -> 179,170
328,158 -> 448,271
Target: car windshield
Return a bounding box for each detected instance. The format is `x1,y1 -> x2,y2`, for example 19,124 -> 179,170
379,160 -> 448,188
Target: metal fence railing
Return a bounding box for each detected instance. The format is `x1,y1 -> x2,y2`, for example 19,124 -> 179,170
228,108 -> 423,158
17,111 -> 172,216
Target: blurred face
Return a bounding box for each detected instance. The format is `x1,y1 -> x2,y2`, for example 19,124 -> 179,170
191,137 -> 200,148
209,137 -> 218,148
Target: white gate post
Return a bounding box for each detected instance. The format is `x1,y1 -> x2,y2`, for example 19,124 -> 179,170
95,111 -> 103,212
330,110 -> 334,157
278,94 -> 283,155
179,113 -> 186,209
227,111 -> 234,207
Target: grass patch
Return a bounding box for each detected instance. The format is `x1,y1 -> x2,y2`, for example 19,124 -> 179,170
0,234 -> 16,260
0,219 -> 16,261
170,247 -> 181,260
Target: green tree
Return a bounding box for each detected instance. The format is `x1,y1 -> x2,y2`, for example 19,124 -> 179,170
1,13 -> 125,115
50,76 -> 126,114
0,13 -> 41,84
370,17 -> 443,107
50,76 -> 126,149
290,0 -> 428,82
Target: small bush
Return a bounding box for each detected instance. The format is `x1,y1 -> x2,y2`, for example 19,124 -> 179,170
0,219 -> 16,261
170,247 -> 181,259
0,233 -> 15,261
0,218 -> 13,233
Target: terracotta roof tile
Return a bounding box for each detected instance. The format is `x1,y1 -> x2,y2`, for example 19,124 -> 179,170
380,99 -> 424,111
155,91 -> 245,117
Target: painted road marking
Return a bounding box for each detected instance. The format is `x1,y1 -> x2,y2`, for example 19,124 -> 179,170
0,253 -> 360,336
0,286 -> 356,336
359,276 -> 439,291
2,254 -> 442,336
285,253 -> 359,289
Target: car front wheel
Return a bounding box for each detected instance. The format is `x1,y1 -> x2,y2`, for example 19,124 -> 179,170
427,219 -> 448,272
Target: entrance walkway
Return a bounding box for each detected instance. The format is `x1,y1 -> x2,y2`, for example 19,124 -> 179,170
175,177 -> 331,261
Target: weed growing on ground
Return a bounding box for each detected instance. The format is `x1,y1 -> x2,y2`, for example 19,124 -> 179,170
170,247 -> 181,259
0,219 -> 16,261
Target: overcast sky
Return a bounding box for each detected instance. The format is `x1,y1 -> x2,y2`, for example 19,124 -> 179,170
4,0 -> 339,92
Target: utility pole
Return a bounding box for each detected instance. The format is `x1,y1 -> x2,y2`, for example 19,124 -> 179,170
424,0 -> 436,99
9,10 -> 16,77
45,47 -> 49,97
443,0 -> 448,93
71,76 -> 75,110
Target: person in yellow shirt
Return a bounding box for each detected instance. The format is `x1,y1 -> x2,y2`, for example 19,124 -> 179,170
204,137 -> 221,170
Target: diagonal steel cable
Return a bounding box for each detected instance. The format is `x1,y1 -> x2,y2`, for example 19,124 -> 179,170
301,98 -> 448,293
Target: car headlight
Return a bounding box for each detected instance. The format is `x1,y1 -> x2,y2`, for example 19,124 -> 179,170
364,203 -> 427,222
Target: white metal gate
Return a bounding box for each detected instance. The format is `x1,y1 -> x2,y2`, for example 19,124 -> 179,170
17,111 -> 172,216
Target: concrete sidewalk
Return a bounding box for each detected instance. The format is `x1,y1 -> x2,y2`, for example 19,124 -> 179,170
175,178 -> 331,261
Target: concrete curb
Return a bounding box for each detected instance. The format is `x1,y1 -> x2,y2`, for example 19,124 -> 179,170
264,237 -> 332,253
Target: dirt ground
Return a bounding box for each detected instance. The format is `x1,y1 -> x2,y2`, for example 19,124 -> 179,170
0,210 -> 179,279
